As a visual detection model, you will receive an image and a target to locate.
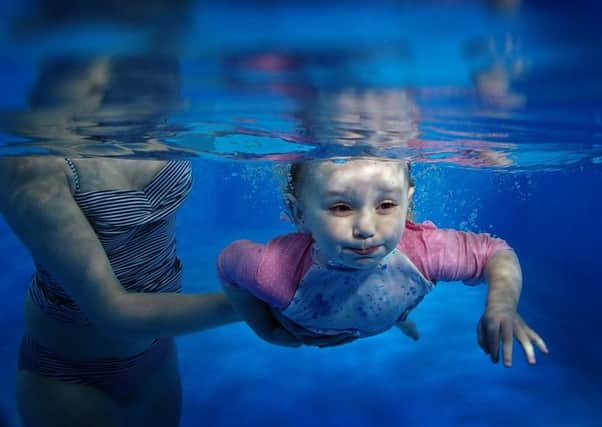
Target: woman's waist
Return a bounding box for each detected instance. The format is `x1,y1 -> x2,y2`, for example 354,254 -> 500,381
23,293 -> 157,360
117,257 -> 183,292
33,257 -> 182,312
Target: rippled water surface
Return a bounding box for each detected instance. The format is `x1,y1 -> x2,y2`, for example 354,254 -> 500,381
0,1 -> 600,171
0,2 -> 601,427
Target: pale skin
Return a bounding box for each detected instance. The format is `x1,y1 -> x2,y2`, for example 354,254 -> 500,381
0,157 -> 241,427
225,157 -> 549,366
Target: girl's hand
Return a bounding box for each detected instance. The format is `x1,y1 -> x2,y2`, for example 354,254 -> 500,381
477,304 -> 549,367
396,318 -> 420,341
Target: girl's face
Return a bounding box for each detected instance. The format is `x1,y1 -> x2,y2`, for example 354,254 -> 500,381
294,158 -> 413,269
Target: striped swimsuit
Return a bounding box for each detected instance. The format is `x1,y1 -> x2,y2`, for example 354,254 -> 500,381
19,159 -> 192,399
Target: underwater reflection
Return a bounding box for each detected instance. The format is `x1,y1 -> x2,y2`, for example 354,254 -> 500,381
8,0 -> 193,48
0,54 -> 195,157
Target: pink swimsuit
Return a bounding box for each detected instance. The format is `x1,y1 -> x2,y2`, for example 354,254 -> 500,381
218,220 -> 511,336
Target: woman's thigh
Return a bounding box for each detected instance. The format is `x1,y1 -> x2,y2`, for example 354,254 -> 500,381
16,343 -> 182,427
16,370 -> 124,427
124,342 -> 182,427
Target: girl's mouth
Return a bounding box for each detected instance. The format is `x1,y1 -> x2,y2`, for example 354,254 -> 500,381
350,246 -> 380,255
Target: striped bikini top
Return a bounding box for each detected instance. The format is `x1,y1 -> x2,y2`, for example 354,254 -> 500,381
29,159 -> 193,325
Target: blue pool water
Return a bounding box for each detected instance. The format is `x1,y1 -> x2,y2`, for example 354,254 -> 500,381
0,1 -> 601,426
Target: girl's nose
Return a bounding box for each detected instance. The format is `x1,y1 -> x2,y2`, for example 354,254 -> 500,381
353,210 -> 376,239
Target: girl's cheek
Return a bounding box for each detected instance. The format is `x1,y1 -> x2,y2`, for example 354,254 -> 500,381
326,221 -> 348,238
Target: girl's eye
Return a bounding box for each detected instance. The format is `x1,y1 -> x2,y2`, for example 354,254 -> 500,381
377,201 -> 398,212
328,204 -> 353,216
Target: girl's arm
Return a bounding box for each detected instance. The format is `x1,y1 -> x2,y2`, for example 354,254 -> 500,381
405,223 -> 548,367
0,157 -> 238,340
478,249 -> 548,367
484,249 -> 522,311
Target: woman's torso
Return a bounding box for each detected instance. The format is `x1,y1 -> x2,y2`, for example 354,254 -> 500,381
24,158 -> 190,360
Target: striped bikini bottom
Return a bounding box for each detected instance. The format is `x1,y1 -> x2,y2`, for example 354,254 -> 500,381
18,335 -> 173,400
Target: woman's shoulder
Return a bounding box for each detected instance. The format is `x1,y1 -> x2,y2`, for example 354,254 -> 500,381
0,156 -> 71,192
0,155 -> 66,175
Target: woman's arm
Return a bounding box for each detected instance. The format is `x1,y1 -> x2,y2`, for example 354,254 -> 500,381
0,157 -> 238,339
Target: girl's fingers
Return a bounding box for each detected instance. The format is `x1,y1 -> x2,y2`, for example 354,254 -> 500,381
514,326 -> 536,365
525,326 -> 549,354
500,318 -> 514,367
486,322 -> 501,363
477,321 -> 489,354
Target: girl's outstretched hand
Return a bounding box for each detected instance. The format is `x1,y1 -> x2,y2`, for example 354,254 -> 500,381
477,305 -> 549,367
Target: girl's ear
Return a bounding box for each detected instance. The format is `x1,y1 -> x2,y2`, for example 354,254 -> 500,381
285,193 -> 308,232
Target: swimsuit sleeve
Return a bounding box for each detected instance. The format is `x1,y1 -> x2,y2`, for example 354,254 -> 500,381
217,239 -> 264,290
217,234 -> 313,308
399,220 -> 513,285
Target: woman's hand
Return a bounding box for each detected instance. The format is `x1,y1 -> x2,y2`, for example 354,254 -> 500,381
222,286 -> 359,348
252,323 -> 358,348
274,316 -> 359,348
